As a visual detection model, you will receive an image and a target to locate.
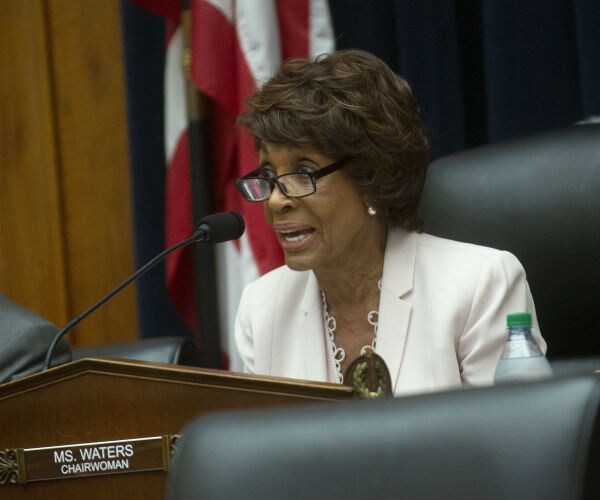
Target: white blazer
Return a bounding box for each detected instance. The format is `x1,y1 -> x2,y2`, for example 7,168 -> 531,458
235,228 -> 544,396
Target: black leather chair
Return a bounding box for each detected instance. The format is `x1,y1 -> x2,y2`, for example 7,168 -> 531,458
71,336 -> 201,367
166,375 -> 600,500
420,124 -> 600,359
0,295 -> 201,384
0,295 -> 71,383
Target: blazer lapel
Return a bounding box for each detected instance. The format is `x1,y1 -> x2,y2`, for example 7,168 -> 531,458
270,270 -> 329,382
271,230 -> 416,386
376,229 -> 416,390
298,272 -> 330,382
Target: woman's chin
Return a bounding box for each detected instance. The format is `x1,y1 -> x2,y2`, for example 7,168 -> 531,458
283,253 -> 314,272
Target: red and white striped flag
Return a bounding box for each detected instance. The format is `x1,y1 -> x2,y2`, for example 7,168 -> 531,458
141,0 -> 334,370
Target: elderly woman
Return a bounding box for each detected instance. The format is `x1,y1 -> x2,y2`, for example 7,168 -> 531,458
234,49 -> 545,396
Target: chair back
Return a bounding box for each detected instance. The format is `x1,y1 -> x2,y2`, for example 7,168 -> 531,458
71,336 -> 201,366
0,295 -> 71,383
421,124 -> 600,358
166,376 -> 600,500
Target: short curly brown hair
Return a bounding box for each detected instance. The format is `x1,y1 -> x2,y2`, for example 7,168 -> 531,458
237,49 -> 430,231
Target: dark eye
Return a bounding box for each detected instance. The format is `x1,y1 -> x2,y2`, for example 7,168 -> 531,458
259,166 -> 276,179
297,163 -> 317,175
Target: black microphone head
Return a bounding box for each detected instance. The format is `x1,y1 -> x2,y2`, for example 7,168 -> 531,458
195,211 -> 245,243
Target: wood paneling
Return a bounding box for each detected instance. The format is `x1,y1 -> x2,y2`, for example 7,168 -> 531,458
0,0 -> 138,347
45,0 -> 137,346
0,0 -> 69,326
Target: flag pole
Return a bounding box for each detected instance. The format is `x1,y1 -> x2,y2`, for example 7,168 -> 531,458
181,0 -> 222,368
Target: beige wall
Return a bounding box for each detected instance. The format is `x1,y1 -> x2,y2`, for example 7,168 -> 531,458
0,0 -> 138,346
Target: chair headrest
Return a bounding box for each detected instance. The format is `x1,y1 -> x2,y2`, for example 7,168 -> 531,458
166,376 -> 600,500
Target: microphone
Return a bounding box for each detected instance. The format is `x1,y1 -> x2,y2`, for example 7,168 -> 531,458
193,210 -> 245,243
43,211 -> 245,370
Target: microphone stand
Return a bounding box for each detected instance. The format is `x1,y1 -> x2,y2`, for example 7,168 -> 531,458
43,233 -> 199,371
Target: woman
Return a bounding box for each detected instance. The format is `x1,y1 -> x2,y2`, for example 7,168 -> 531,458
234,49 -> 545,396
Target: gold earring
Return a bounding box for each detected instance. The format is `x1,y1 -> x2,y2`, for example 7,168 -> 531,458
367,207 -> 377,216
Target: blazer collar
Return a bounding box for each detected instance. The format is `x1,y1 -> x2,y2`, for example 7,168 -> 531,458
299,271 -> 330,381
381,228 -> 416,298
296,228 -> 416,311
376,228 -> 416,390
294,228 -> 418,387
299,271 -> 322,316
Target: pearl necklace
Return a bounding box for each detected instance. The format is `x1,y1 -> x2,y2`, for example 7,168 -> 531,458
321,279 -> 382,383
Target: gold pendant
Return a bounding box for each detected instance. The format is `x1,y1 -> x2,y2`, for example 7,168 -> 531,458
344,351 -> 392,399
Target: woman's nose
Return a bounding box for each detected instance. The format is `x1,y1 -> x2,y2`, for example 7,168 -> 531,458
266,183 -> 297,212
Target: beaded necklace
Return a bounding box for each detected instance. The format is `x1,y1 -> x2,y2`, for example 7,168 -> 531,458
321,279 -> 382,383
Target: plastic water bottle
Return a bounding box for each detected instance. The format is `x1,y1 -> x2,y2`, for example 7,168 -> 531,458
494,312 -> 552,384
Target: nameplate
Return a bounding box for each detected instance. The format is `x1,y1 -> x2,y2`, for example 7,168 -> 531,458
0,435 -> 178,486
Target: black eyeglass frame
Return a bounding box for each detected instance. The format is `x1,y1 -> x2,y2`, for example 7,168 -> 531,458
235,156 -> 352,202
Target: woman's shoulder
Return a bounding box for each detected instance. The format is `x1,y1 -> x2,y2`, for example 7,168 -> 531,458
388,228 -> 525,273
409,231 -> 528,286
416,231 -> 504,256
395,229 -> 518,261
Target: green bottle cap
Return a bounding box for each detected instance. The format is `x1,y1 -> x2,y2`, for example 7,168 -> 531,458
507,312 -> 532,327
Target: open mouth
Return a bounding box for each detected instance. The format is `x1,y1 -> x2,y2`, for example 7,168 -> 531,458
279,228 -> 314,242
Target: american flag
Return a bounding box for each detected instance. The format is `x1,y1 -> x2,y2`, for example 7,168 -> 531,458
133,0 -> 334,369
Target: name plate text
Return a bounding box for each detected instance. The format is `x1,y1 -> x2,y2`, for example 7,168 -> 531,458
1,435 -> 178,486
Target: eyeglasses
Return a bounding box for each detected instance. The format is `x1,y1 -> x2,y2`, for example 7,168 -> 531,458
236,156 -> 352,202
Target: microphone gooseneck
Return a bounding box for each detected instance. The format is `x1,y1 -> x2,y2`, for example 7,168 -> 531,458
43,211 -> 245,371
